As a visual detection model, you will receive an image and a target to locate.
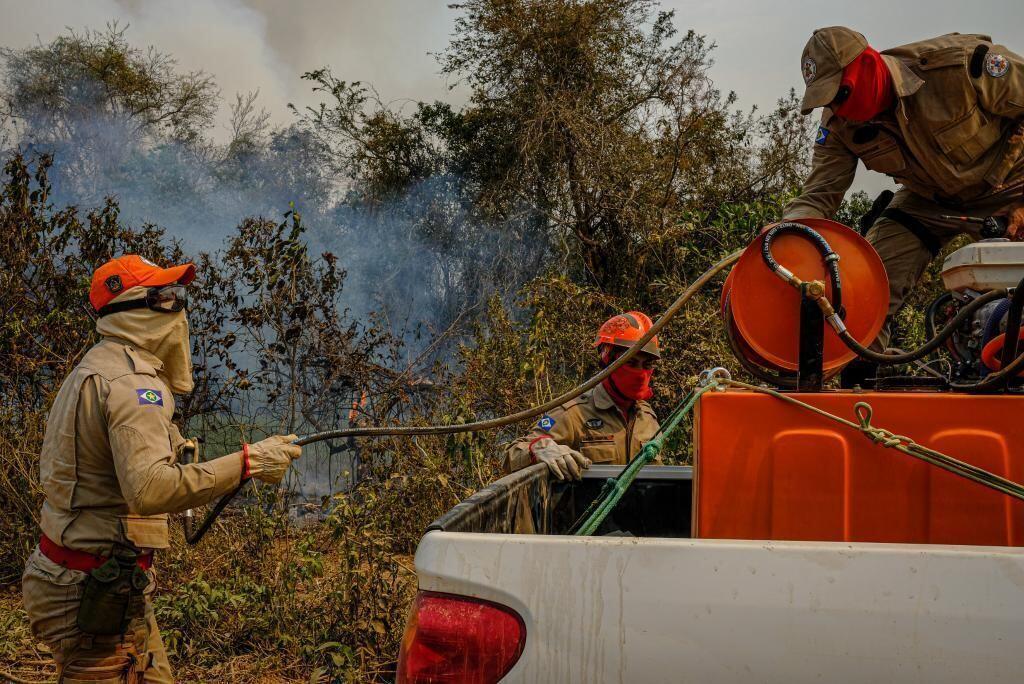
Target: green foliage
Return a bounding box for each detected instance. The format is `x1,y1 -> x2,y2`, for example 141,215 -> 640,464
0,23 -> 217,145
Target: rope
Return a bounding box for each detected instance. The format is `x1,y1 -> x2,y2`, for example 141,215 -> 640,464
721,379 -> 1024,502
572,372 -> 1024,537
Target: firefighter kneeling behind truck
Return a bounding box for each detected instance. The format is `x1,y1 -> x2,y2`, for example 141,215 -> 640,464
22,256 -> 302,683
503,312 -> 662,480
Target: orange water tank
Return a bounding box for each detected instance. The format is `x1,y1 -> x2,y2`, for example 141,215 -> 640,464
723,219 -> 889,373
694,389 -> 1024,546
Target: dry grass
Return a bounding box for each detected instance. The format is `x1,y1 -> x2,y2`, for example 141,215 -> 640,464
0,535 -> 420,684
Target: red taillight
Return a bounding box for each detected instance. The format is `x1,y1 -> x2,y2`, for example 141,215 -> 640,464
397,591 -> 526,683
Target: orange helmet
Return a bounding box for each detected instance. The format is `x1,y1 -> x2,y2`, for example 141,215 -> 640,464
594,311 -> 661,358
90,255 -> 195,312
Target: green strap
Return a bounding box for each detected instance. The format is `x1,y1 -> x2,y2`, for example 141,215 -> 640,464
573,384 -> 717,536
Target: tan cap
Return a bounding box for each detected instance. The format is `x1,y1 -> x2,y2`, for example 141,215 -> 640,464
799,26 -> 869,115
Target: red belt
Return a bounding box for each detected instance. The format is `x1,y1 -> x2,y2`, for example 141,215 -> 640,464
40,535 -> 153,573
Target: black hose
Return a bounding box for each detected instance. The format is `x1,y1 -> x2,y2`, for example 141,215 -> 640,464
838,288 -> 1008,364
761,222 -> 843,317
185,432 -> 332,545
924,292 -> 953,340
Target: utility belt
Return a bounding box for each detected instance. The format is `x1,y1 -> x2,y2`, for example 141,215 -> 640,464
40,534 -> 152,637
40,535 -> 153,573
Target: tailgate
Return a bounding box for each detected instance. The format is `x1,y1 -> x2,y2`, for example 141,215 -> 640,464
414,532 -> 1024,683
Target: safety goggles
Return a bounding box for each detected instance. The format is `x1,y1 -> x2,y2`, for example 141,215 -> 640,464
96,285 -> 188,317
830,84 -> 852,108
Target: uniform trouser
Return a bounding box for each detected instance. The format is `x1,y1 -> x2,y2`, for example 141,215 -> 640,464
865,183 -> 1024,350
21,547 -> 173,683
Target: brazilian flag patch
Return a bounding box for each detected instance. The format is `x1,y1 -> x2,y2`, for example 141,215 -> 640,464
136,389 -> 164,406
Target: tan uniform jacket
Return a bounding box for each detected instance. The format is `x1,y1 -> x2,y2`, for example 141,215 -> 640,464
785,33 -> 1024,220
502,383 -> 661,474
39,337 -> 243,555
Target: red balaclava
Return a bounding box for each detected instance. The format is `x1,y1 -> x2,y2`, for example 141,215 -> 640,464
602,347 -> 654,404
832,46 -> 894,122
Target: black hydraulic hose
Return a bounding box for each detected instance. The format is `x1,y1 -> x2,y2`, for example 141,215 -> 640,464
184,249 -> 744,544
998,276 -> 1024,372
924,292 -> 953,340
761,222 -> 843,317
837,288 -> 1008,365
761,224 -> 1016,369
184,433 -> 320,545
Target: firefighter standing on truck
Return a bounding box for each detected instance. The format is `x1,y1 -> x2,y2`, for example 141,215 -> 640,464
22,255 -> 302,683
502,312 -> 661,479
784,27 -> 1024,360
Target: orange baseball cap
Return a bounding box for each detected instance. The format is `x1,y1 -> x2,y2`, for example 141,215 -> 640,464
90,255 -> 196,311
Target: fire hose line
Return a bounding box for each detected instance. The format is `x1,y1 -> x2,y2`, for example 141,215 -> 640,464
572,371 -> 1024,536
186,249 -> 745,544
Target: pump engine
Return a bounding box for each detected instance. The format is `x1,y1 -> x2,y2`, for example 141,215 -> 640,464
935,240 -> 1024,381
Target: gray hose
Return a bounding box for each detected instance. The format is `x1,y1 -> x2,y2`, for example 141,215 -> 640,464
185,249 -> 743,544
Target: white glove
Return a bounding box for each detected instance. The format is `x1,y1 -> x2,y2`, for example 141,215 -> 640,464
531,437 -> 591,481
246,434 -> 302,484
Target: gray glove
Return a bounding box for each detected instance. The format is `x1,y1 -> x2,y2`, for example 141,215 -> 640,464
532,437 -> 591,481
246,434 -> 302,484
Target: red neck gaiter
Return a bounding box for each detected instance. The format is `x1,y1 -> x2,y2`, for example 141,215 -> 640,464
605,365 -> 654,404
833,47 -> 894,123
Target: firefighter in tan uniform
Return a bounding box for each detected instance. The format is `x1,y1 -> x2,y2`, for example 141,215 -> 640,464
22,255 -> 302,683
503,312 -> 661,479
784,27 -> 1024,352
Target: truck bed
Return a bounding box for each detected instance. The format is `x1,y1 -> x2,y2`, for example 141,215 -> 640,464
409,464 -> 1024,682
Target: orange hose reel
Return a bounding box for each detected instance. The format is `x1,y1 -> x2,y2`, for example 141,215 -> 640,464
722,218 -> 889,373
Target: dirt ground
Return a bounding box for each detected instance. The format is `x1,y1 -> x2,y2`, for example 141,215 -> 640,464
0,585 -> 313,684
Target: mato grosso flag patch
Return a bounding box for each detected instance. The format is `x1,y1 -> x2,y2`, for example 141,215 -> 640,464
137,388 -> 164,406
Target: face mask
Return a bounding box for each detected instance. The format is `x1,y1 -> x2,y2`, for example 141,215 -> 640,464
96,287 -> 195,393
610,365 -> 654,401
832,46 -> 894,123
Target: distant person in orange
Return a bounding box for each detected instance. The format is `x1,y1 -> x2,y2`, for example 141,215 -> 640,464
502,312 -> 662,479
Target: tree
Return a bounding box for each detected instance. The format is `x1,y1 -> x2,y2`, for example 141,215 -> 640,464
441,0 -> 811,287
0,24 -> 218,147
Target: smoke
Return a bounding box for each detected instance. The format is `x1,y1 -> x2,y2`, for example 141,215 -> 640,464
1,10 -> 548,501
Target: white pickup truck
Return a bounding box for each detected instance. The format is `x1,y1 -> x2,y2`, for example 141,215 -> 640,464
396,457 -> 1024,683
392,220 -> 1024,683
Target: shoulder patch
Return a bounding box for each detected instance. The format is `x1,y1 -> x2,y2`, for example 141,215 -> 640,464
136,388 -> 164,406
815,126 -> 830,145
985,52 -> 1010,78
537,414 -> 556,432
585,417 -> 604,430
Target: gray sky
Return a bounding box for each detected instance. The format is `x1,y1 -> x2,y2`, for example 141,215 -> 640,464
2,0 -> 1022,195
